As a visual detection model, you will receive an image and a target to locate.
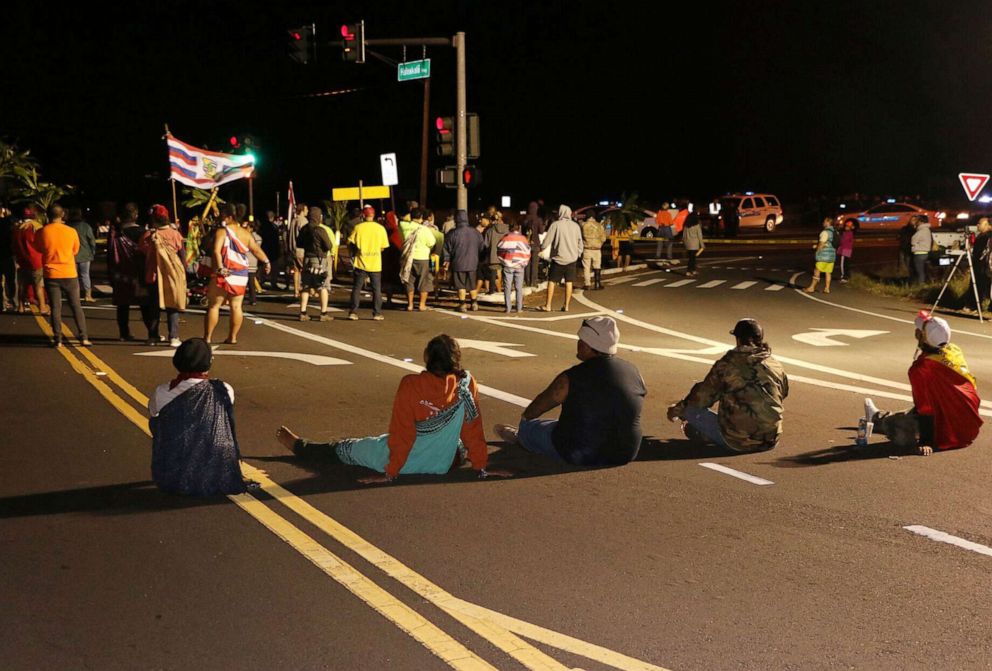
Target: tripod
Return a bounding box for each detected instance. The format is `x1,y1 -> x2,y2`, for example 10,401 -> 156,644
930,234 -> 984,323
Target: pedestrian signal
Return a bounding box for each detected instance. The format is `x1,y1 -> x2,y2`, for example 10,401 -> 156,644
435,116 -> 454,157
341,21 -> 365,63
288,25 -> 314,64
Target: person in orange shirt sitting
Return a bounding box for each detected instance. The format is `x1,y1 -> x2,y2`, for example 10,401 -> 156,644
277,334 -> 512,484
33,204 -> 89,347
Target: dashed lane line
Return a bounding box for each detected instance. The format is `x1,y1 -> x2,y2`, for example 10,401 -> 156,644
903,526 -> 992,558
699,463 -> 774,486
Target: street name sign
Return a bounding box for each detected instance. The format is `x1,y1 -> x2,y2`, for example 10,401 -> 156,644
958,173 -> 989,201
380,153 -> 398,186
398,59 -> 431,82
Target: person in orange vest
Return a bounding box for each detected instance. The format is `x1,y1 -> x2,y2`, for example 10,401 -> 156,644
654,203 -> 675,264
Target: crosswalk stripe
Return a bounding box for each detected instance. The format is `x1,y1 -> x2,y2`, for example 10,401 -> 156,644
697,280 -> 726,289
632,278 -> 665,287
604,275 -> 643,285
664,279 -> 695,288
765,284 -> 787,291
731,281 -> 757,290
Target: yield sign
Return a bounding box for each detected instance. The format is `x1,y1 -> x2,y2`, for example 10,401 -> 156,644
958,173 -> 990,201
792,328 -> 888,347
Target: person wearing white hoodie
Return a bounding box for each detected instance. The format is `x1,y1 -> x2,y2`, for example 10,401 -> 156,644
540,205 -> 583,312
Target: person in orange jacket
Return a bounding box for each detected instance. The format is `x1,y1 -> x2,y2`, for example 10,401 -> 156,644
33,204 -> 89,347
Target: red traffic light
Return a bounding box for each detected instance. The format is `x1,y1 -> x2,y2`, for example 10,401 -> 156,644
340,24 -> 354,39
229,136 -> 239,147
292,32 -> 301,40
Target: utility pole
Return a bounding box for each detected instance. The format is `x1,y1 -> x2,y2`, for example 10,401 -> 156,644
454,32 -> 467,211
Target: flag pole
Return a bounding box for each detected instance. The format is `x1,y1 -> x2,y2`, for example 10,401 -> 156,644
248,174 -> 255,222
163,123 -> 180,225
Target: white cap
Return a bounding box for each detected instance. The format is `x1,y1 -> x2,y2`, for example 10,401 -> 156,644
577,316 -> 619,355
914,311 -> 951,347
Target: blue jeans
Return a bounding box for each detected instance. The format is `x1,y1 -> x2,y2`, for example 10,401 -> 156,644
517,419 -> 565,462
683,406 -> 730,450
502,267 -> 524,312
911,254 -> 927,285
76,261 -> 92,295
350,269 -> 382,316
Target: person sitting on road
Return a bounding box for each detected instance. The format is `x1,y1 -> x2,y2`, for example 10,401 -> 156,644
667,318 -> 789,453
495,316 -> 648,466
149,338 -> 250,496
278,335 -> 511,484
864,312 -> 982,456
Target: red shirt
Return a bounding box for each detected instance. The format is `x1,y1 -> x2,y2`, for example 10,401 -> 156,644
13,221 -> 43,270
909,356 -> 982,450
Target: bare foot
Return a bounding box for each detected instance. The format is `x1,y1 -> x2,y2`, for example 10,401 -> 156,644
223,338 -> 237,345
918,445 -> 933,456
276,426 -> 300,451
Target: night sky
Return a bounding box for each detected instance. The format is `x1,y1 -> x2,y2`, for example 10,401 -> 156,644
2,0 -> 990,212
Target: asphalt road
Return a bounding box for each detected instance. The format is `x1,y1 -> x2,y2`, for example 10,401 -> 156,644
2,240 -> 991,671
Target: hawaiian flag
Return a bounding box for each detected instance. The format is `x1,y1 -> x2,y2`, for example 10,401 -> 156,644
167,134 -> 255,188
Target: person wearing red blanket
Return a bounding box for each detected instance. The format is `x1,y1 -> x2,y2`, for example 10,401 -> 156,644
864,311 -> 982,456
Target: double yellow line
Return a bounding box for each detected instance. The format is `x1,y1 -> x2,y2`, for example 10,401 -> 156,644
30,310 -> 668,671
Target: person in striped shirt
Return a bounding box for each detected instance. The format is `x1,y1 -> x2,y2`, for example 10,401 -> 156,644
497,220 -> 531,313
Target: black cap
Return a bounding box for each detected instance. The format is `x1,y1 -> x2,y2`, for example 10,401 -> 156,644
730,318 -> 763,341
172,338 -> 212,373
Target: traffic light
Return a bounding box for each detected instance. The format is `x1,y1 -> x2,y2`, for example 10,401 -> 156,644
435,116 -> 454,157
462,166 -> 481,187
288,25 -> 314,64
436,167 -> 457,188
341,21 -> 365,63
467,113 -> 480,159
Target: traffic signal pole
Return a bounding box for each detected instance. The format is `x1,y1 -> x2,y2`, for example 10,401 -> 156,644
358,33 -> 468,210
454,32 -> 467,211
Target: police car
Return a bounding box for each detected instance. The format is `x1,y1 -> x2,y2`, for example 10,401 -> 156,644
719,193 -> 784,232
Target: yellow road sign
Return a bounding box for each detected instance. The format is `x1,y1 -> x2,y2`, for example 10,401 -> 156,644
332,185 -> 391,201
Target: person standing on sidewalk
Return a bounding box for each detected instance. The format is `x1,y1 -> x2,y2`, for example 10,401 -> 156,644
497,220 -> 531,313
540,205 -> 583,312
681,212 -> 704,277
346,206 -> 389,321
443,209 -> 485,313
803,217 -> 837,294
910,215 -> 932,285
836,220 -> 856,283
67,207 -> 97,302
581,212 -> 607,289
33,204 -> 89,347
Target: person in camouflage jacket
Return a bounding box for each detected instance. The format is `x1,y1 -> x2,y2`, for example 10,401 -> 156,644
667,318 -> 788,452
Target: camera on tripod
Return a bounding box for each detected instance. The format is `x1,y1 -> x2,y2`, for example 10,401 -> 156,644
931,226 -> 976,265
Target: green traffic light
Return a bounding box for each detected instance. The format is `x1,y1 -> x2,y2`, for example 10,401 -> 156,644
245,151 -> 257,166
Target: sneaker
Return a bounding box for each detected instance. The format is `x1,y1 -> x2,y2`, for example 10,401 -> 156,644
80,339 -> 93,347
346,313 -> 359,321
170,338 -> 182,348
298,313 -> 309,321
470,301 -> 479,312
458,303 -> 468,313
319,313 -> 332,322
864,398 -> 879,423
494,423 -> 519,446
372,314 -> 385,321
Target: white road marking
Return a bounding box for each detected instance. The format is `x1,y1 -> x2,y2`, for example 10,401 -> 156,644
487,311 -> 603,322
793,287 -> 992,341
792,328 -> 889,347
458,339 -> 535,358
903,525 -> 992,558
632,278 -> 666,287
604,275 -> 651,285
699,463 -> 774,486
135,350 -> 352,366
765,284 -> 787,291
697,280 -> 726,289
730,281 -> 757,290
255,318 -> 532,407
664,279 -> 695,288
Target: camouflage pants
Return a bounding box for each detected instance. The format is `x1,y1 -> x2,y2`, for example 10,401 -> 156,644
873,409 -> 923,448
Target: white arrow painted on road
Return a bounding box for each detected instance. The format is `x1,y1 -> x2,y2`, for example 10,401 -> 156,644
637,345 -> 727,356
457,339 -> 535,358
135,350 -> 351,366
792,328 -> 889,347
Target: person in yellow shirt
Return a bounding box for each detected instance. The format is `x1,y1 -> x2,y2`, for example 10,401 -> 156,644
346,206 -> 389,321
33,204 -> 90,347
